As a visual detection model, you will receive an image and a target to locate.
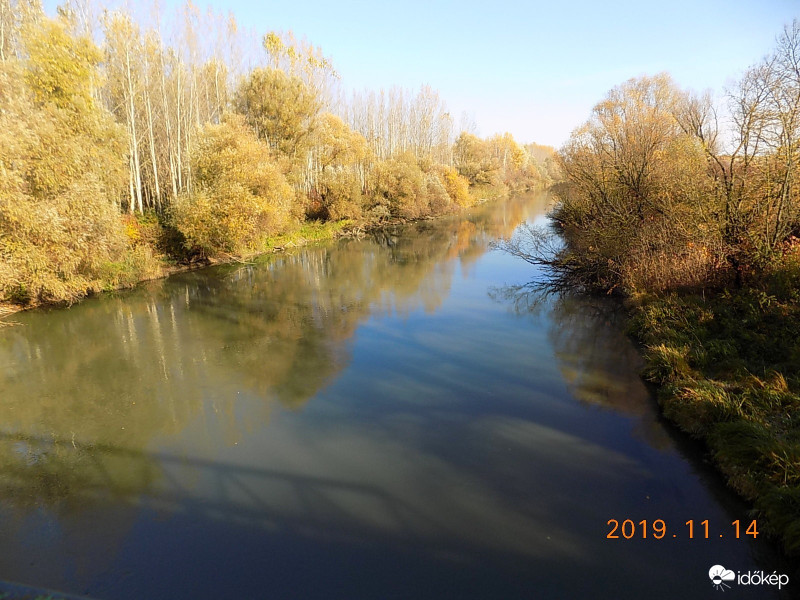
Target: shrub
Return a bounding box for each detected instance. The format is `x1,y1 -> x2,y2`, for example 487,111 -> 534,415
0,27 -> 135,304
171,116 -> 293,256
316,168 -> 364,221
425,173 -> 452,215
368,153 -> 428,219
439,166 -> 473,207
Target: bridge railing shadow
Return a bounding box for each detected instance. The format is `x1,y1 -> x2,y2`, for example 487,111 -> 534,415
0,429 -> 457,555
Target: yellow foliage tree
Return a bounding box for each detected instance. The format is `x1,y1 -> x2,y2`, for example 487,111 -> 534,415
0,16 -> 134,304
310,113 -> 369,220
439,166 -> 473,207
234,67 -> 321,157
171,115 -> 293,256
453,132 -> 501,187
369,153 -> 428,219
556,74 -> 717,291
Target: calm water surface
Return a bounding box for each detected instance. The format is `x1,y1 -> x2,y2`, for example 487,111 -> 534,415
0,194 -> 793,599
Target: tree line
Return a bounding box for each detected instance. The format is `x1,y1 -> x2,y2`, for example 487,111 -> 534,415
0,0 -> 556,305
545,22 -> 800,293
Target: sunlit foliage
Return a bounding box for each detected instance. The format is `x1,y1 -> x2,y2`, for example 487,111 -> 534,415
554,74 -> 725,291
0,0 -> 550,305
234,67 -> 321,157
554,22 -> 800,294
171,115 -> 293,256
0,15 -> 156,304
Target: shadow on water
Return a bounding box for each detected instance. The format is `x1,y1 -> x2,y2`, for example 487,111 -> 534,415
0,426 -> 616,599
0,429 -> 445,544
490,278 -> 799,592
0,192 -> 795,599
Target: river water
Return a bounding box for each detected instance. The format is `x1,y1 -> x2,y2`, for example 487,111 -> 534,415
0,193 -> 792,599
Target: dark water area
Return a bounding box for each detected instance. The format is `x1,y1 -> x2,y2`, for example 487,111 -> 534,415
0,193 -> 794,599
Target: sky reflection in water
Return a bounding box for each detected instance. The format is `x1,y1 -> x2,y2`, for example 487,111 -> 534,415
0,194 -> 790,599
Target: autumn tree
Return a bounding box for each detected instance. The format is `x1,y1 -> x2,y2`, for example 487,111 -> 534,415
343,85 -> 454,165
486,133 -> 544,191
307,113 -> 369,219
525,143 -> 559,184
555,74 -> 714,291
675,21 -> 800,269
171,115 -> 293,256
262,29 -> 338,107
0,0 -> 42,62
454,132 -> 500,186
368,153 -> 428,219
103,11 -> 146,211
234,66 -> 321,158
0,0 -> 18,61
0,14 -> 144,303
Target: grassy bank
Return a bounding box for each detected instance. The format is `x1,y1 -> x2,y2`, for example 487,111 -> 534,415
0,190 -> 510,321
628,263 -> 800,552
0,217 -> 359,318
194,217 -> 357,262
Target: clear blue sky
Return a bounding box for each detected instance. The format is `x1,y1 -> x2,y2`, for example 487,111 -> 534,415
48,0 -> 800,147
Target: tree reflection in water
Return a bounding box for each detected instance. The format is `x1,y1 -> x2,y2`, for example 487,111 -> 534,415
0,193 -> 547,514
0,193 -> 785,600
490,281 -> 673,450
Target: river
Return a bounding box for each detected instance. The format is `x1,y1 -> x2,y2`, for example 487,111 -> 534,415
0,193 -> 792,599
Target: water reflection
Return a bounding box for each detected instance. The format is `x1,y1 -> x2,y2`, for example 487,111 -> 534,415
0,192 -> 789,600
0,194 -> 546,513
490,282 -> 675,450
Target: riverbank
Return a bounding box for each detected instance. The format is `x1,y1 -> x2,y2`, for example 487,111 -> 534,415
1,6 -> 561,315
0,218 -> 352,323
627,267 -> 800,554
0,190 -> 783,599
539,44 -> 800,556
0,193 -> 506,322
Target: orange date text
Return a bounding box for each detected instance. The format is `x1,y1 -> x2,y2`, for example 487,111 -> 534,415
606,519 -> 759,540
